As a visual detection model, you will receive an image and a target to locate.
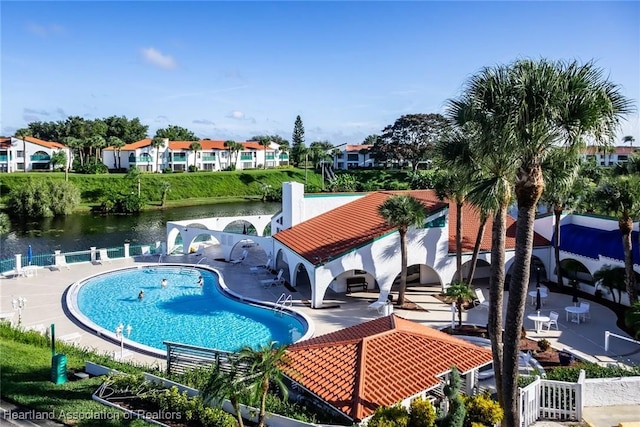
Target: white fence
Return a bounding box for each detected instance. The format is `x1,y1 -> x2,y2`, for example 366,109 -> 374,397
519,370 -> 585,426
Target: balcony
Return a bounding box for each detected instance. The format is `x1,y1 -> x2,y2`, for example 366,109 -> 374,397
130,156 -> 153,163
266,153 -> 275,160
279,153 -> 289,160
171,154 -> 187,162
0,155 -> 8,162
240,154 -> 253,161
201,155 -> 216,161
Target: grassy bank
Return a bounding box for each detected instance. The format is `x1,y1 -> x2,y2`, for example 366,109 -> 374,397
0,168 -> 324,209
0,325 -> 156,426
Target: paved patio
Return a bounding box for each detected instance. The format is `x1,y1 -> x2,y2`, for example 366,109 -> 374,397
1,243 -> 639,370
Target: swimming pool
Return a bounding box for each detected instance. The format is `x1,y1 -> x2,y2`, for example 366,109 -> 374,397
67,265 -> 310,355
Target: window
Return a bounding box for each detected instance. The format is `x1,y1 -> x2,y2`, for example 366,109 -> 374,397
17,151 -> 24,158
347,154 -> 359,161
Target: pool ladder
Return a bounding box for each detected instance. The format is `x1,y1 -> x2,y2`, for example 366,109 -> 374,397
274,293 -> 293,314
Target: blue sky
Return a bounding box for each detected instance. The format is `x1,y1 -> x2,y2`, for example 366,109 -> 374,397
2,1 -> 639,144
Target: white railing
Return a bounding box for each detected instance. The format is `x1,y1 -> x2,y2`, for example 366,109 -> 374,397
519,370 -> 585,426
604,330 -> 640,352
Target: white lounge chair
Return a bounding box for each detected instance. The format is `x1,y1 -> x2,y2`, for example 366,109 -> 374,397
261,269 -> 285,288
250,257 -> 272,273
99,248 -> 113,264
230,250 -> 248,265
54,253 -> 71,270
474,288 -> 490,310
140,245 -> 152,257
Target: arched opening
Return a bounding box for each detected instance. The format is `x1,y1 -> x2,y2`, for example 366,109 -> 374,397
223,220 -> 257,235
293,263 -> 311,295
559,258 -> 594,286
274,249 -> 291,281
391,264 -> 442,290
229,238 -> 268,264
185,232 -> 220,254
460,259 -> 491,287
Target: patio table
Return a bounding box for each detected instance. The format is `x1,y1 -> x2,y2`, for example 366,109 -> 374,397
527,314 -> 550,333
565,305 -> 587,324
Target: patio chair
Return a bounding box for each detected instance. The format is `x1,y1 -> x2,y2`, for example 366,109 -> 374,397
99,248 -> 113,264
261,269 -> 285,288
545,311 -> 559,331
579,302 -> 590,322
474,288 -> 490,310
250,257 -> 272,273
140,245 -> 152,257
230,249 -> 248,265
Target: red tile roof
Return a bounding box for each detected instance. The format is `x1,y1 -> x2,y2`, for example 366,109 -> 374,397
282,314 -> 493,421
274,190 -> 447,264
22,136 -> 65,149
273,189 -> 549,265
346,144 -> 372,152
582,145 -> 639,155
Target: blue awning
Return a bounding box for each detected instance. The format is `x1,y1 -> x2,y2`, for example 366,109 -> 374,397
556,223 -> 640,264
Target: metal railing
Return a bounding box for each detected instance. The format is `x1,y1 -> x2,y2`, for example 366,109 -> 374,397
0,243 -> 161,274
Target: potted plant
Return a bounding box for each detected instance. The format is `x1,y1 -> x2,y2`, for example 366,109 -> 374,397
558,350 -> 574,366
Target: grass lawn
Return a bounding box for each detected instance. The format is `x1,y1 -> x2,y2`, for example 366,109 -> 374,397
0,335 -> 150,426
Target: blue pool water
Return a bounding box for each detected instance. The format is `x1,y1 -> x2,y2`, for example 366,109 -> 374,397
76,266 -> 306,352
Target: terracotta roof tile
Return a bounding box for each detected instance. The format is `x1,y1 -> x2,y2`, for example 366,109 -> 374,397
274,189 -> 550,265
107,139 -> 265,151
346,144 -> 372,152
274,190 -> 446,264
283,315 -> 493,421
23,136 -> 65,149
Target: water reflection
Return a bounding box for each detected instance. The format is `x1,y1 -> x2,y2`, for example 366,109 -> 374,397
1,201 -> 279,259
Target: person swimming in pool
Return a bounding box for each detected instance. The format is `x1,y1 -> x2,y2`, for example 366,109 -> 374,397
138,290 -> 145,300
161,278 -> 168,287
197,276 -> 203,287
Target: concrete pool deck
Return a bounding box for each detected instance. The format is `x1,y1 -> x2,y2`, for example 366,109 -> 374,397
1,244 -> 639,372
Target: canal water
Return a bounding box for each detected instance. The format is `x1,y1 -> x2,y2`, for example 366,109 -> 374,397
1,201 -> 280,260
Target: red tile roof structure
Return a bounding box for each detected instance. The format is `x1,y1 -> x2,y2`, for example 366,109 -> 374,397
273,189 -> 549,265
282,314 -> 493,421
582,145 -> 639,155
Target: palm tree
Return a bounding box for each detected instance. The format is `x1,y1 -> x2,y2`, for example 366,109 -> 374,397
492,59 -> 631,426
15,128 -> 31,172
258,137 -> 271,169
446,68 -> 517,409
377,195 -> 427,306
623,135 -> 635,147
189,141 -> 202,171
151,137 -> 165,172
126,167 -> 142,197
444,281 -> 476,328
223,140 -> 235,169
593,264 -> 626,304
108,136 -> 125,170
624,301 -> 640,339
238,342 -> 289,427
202,361 -> 249,427
87,135 -> 106,165
540,146 -> 581,289
160,181 -> 171,207
593,175 -> 640,303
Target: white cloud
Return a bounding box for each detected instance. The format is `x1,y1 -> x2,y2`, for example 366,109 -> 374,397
193,119 -> 215,125
26,22 -> 65,37
140,47 -> 177,70
227,111 -> 245,120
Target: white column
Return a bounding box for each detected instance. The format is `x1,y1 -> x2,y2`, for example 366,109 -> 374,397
90,247 -> 97,262
124,243 -> 130,258
15,254 -> 22,272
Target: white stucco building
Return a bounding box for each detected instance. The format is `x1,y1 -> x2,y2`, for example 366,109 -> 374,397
0,136 -> 71,173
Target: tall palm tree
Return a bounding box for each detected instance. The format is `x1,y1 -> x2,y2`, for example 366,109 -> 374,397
223,140 -> 235,169
87,135 -> 106,165
258,137 -> 271,169
594,175 -> 640,303
446,67 -> 517,409
108,136 -> 125,170
485,59 -> 632,426
540,146 -> 581,289
151,136 -> 165,172
238,342 -> 289,427
377,194 -> 427,306
189,141 -> 202,171
15,128 -> 31,172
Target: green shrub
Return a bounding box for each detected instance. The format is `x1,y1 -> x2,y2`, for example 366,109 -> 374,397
537,338 -> 551,352
408,397 -> 436,427
546,363 -> 640,382
368,404 -> 409,427
462,392 -> 503,426
442,367 -> 465,427
7,180 -> 80,217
